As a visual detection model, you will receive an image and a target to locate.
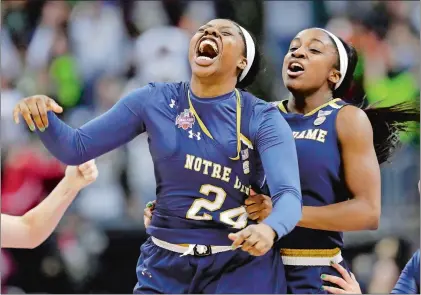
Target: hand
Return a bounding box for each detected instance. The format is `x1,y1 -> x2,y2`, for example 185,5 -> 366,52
144,201 -> 156,228
321,263 -> 362,294
228,223 -> 275,256
245,189 -> 272,222
13,95 -> 63,132
64,160 -> 98,190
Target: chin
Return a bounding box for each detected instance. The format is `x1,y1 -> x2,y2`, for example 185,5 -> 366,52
190,62 -> 219,79
284,79 -> 304,93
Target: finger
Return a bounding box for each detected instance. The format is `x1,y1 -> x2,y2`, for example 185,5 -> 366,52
19,102 -> 36,131
248,213 -> 259,220
241,234 -> 259,252
321,274 -> 348,290
36,98 -> 49,128
246,203 -> 264,214
144,208 -> 152,219
78,160 -> 95,172
13,105 -> 21,124
244,198 -> 256,206
229,228 -> 252,248
248,240 -> 268,256
322,286 -> 346,294
28,99 -> 45,130
250,189 -> 257,196
257,210 -> 270,222
46,98 -> 63,113
331,263 -> 352,283
350,272 -> 357,282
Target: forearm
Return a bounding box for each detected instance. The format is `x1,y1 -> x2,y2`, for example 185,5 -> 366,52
21,178 -> 80,248
255,106 -> 302,240
36,88 -> 149,165
263,191 -> 302,239
298,198 -> 380,231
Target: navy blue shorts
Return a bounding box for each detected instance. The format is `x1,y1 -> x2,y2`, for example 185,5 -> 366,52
285,260 -> 350,294
134,237 -> 286,294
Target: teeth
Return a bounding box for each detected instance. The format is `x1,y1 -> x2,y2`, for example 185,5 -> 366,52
291,63 -> 303,70
197,56 -> 213,61
199,39 -> 218,54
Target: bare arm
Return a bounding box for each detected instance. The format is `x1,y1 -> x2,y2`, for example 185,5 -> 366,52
1,161 -> 98,249
298,106 -> 381,231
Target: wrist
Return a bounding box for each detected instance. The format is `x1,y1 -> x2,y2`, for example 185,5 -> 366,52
258,223 -> 276,241
60,177 -> 82,194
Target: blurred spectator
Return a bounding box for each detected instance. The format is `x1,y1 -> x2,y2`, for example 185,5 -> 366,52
1,1 -> 419,293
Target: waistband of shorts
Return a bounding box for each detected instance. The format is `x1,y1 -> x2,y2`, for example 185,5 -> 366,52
280,248 -> 343,266
151,236 -> 233,256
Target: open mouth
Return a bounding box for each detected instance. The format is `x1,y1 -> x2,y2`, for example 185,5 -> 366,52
196,38 -> 219,62
287,62 -> 305,77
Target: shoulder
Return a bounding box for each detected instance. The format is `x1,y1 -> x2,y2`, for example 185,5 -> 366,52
336,104 -> 373,143
240,91 -> 281,118
124,82 -> 186,108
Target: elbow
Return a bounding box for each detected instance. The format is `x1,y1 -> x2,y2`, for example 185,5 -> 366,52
367,211 -> 380,230
365,205 -> 381,230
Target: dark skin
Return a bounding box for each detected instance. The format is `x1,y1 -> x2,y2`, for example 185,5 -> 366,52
146,29 -> 382,234
13,19 -> 276,257
248,28 -> 381,231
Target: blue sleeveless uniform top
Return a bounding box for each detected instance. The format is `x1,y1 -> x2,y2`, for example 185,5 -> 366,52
276,98 -> 351,249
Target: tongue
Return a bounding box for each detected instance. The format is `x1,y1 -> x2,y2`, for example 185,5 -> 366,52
201,44 -> 216,58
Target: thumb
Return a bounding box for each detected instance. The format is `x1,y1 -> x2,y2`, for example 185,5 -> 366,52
250,189 -> 256,196
48,99 -> 64,113
228,233 -> 237,241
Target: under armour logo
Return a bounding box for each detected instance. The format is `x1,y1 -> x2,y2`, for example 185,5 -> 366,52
169,99 -> 176,108
188,130 -> 201,140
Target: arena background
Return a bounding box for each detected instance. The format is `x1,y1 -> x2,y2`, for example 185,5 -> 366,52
1,0 -> 420,293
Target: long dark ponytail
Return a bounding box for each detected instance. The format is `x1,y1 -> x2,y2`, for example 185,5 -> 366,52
330,35 -> 420,165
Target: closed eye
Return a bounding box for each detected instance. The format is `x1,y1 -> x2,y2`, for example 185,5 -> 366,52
310,49 -> 321,54
221,31 -> 232,36
289,47 -> 298,52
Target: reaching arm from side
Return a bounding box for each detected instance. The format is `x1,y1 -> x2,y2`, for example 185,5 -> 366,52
298,106 -> 381,231
1,161 -> 98,249
13,85 -> 155,165
391,250 -> 420,294
253,104 -> 302,240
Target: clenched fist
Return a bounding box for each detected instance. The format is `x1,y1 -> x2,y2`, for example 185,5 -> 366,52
13,95 -> 63,132
64,160 -> 99,190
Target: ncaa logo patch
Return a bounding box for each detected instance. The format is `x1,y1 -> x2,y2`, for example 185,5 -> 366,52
176,109 -> 195,130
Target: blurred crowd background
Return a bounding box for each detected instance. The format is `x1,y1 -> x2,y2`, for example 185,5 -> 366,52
1,0 -> 420,294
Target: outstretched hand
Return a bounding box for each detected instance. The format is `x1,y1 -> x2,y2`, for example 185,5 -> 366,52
13,95 -> 63,132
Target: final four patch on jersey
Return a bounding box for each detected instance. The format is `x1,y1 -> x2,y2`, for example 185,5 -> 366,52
175,109 -> 195,130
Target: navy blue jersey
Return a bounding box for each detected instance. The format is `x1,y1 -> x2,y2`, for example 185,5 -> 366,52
252,98 -> 350,249
37,82 -> 302,246
277,98 -> 350,249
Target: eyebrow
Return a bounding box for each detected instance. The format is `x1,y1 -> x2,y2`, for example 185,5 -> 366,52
292,37 -> 325,44
201,24 -> 235,31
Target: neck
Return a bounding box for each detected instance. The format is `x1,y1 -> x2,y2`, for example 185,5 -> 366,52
287,87 -> 333,115
190,75 -> 237,98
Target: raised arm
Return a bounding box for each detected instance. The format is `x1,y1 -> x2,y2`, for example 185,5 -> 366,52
298,106 -> 381,231
1,161 -> 98,249
229,103 -> 302,256
13,86 -> 153,165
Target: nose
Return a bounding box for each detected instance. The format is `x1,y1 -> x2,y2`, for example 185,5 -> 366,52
291,47 -> 306,59
204,27 -> 219,38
